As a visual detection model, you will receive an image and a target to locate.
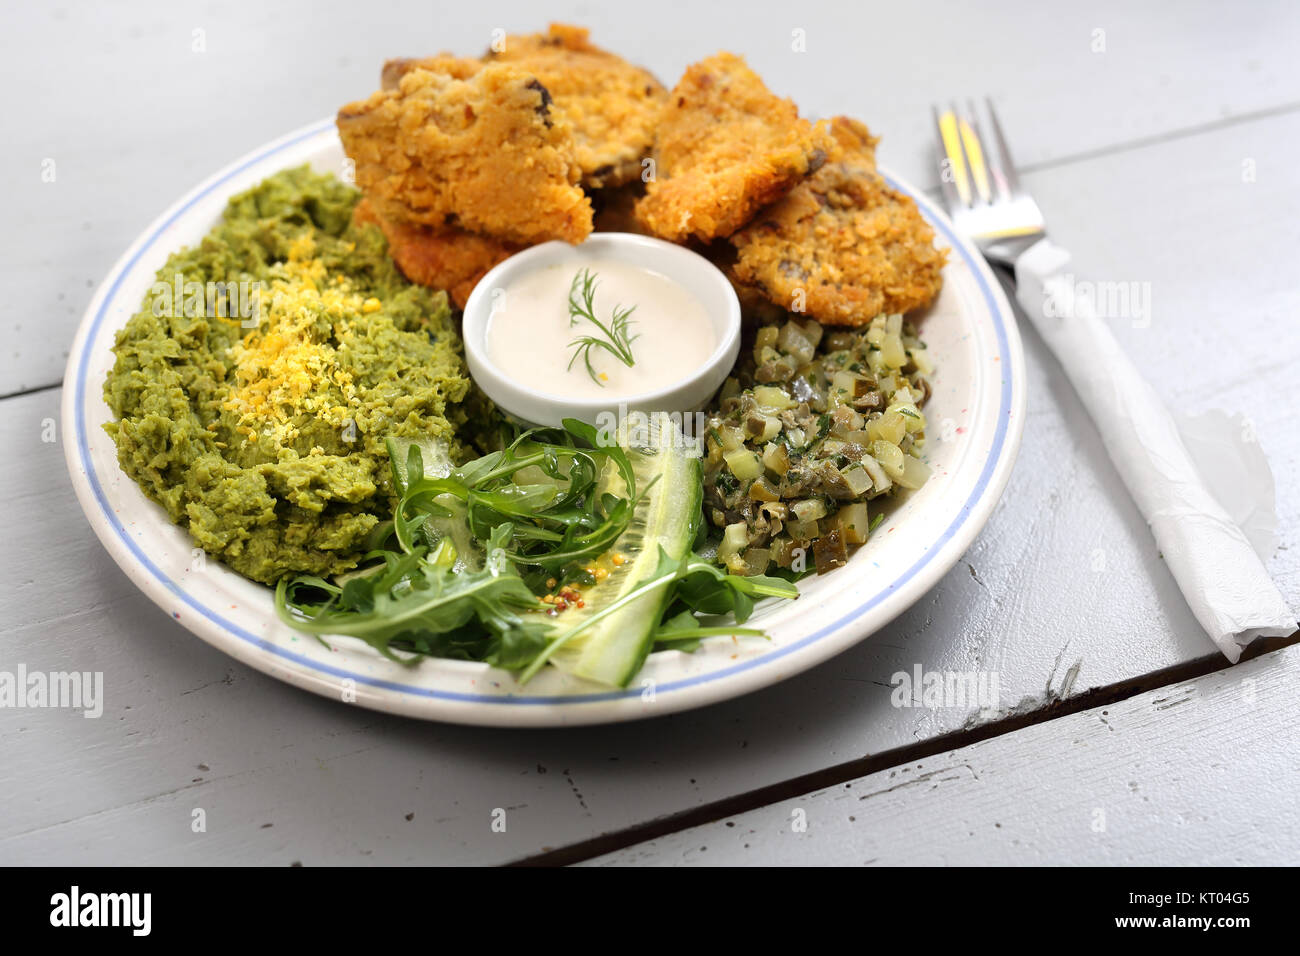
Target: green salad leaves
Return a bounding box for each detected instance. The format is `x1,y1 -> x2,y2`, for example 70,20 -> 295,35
275,419 -> 798,686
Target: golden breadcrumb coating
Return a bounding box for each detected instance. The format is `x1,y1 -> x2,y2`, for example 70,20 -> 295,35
634,52 -> 831,243
337,63 -> 592,245
383,25 -> 667,190
728,116 -> 945,325
352,198 -> 519,309
821,115 -> 878,172
380,55 -> 483,90
486,23 -> 667,188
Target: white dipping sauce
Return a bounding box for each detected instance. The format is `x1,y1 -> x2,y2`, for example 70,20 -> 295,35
486,257 -> 717,401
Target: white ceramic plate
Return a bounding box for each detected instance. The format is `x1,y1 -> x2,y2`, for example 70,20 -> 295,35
63,119 -> 1026,727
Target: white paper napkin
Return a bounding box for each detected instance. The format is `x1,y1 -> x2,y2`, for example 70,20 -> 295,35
1015,238 -> 1295,662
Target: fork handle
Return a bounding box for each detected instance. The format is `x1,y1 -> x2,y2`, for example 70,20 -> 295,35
1012,238 -> 1294,661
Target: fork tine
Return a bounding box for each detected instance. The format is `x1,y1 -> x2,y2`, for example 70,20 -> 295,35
969,99 -> 1011,203
932,104 -> 970,209
983,97 -> 1022,197
956,100 -> 992,204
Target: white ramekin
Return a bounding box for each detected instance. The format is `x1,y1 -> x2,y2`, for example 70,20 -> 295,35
461,233 -> 741,427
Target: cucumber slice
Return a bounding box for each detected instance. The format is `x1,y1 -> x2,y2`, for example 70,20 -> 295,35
386,435 -> 455,485
384,435 -> 484,572
547,415 -> 702,687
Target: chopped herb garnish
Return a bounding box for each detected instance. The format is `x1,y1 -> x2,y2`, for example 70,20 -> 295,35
566,268 -> 639,387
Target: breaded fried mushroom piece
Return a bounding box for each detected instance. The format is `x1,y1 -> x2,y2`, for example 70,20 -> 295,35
352,198 -> 520,309
380,54 -> 483,90
728,116 -> 946,325
384,25 -> 667,190
634,52 -> 831,243
820,115 -> 878,172
486,23 -> 667,188
337,63 -> 592,245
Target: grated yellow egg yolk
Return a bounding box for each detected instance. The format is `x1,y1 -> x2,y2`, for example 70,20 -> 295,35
222,235 -> 374,446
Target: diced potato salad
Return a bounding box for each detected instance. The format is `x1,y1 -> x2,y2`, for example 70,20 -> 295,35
705,314 -> 934,576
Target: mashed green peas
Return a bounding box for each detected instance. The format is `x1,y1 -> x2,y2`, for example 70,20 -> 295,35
104,166 -> 471,584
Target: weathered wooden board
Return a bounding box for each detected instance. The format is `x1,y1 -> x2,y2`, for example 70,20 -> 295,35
585,644 -> 1300,865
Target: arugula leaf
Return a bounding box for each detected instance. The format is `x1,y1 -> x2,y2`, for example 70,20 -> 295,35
275,525 -> 545,663
652,610 -> 767,653
671,557 -> 799,622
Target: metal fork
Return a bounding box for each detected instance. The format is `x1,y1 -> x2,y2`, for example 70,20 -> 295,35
932,99 -> 1046,269
930,97 -> 1294,663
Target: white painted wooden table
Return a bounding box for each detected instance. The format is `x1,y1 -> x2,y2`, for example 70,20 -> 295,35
2,0 -> 1297,866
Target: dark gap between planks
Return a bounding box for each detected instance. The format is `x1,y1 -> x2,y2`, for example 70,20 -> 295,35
505,631 -> 1299,867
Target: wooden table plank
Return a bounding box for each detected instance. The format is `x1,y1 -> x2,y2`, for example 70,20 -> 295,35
5,0 -> 1299,393
584,643 -> 1300,866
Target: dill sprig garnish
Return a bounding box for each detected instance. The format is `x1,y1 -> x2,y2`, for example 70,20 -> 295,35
566,268 -> 639,387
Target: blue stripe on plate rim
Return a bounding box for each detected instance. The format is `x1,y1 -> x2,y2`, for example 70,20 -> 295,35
74,118 -> 1015,706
